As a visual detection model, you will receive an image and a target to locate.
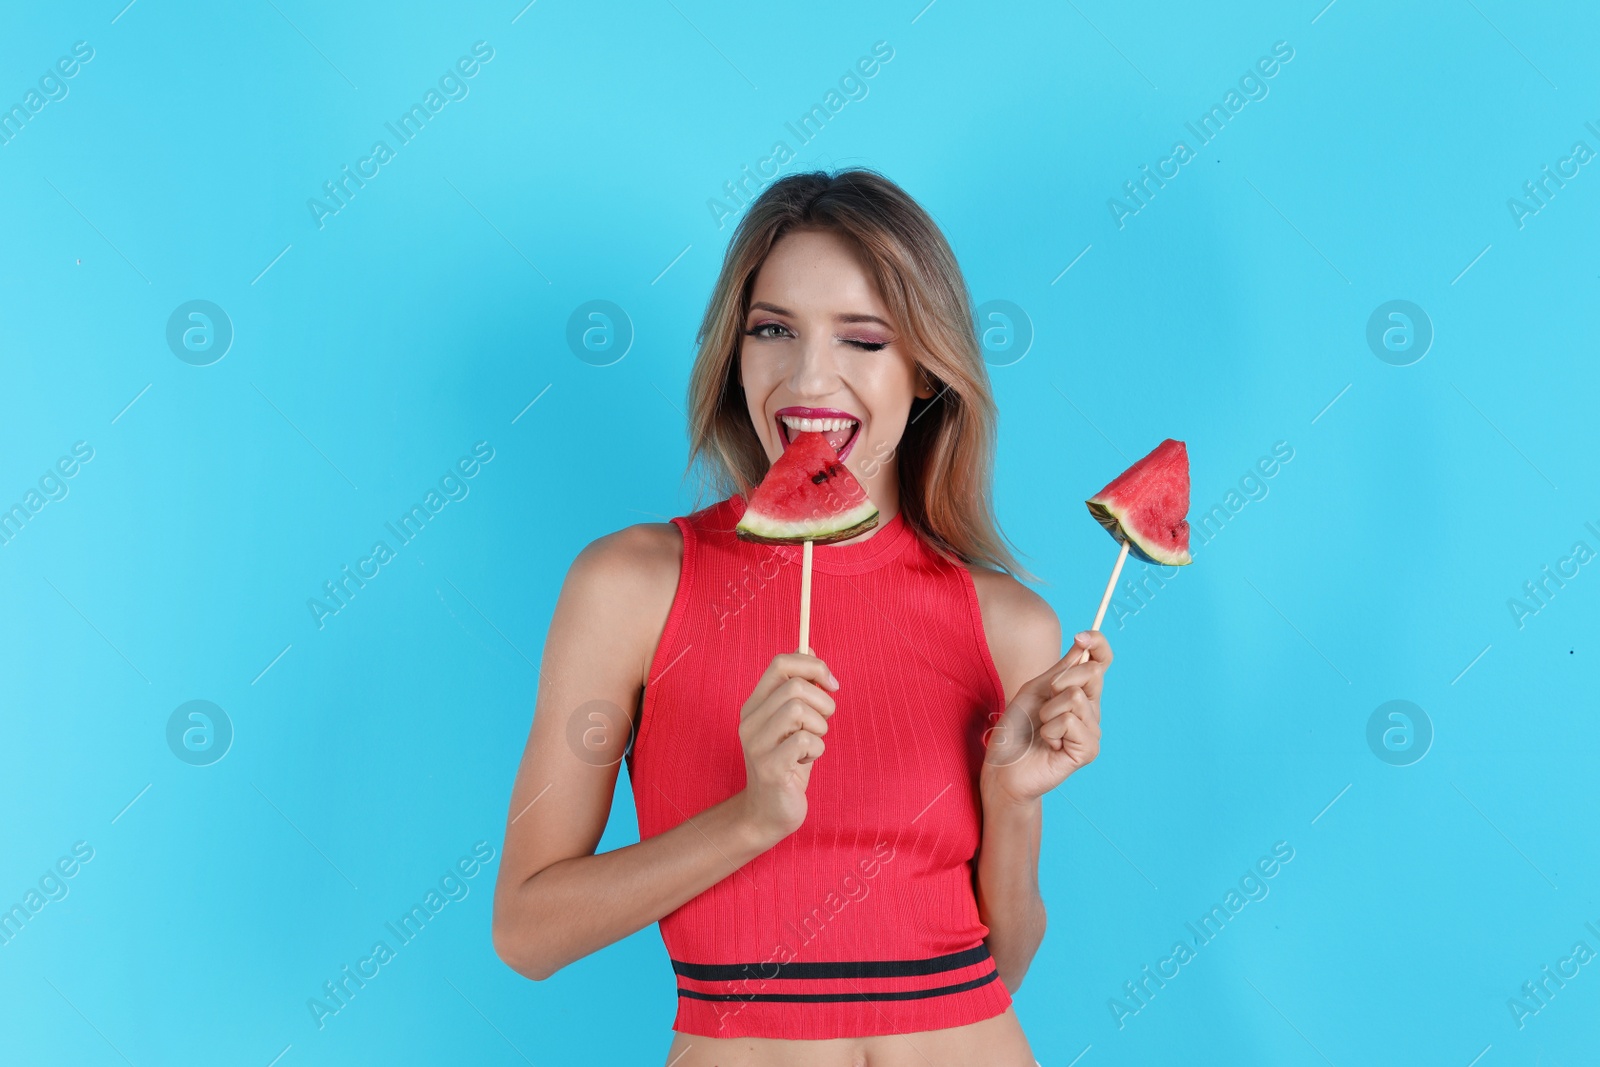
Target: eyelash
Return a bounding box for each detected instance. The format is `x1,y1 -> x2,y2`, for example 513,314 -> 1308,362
744,324 -> 889,352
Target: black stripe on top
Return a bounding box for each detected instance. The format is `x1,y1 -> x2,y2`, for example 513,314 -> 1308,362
678,969 -> 1000,1004
671,944 -> 992,983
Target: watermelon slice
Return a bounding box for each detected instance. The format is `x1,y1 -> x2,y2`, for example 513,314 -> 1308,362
1085,439 -> 1193,566
736,431 -> 879,545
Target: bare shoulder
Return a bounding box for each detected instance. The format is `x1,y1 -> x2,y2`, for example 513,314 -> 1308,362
966,565 -> 1062,702
559,521 -> 684,687
569,521 -> 683,589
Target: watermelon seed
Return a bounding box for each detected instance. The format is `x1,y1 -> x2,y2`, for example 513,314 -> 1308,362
812,462 -> 843,485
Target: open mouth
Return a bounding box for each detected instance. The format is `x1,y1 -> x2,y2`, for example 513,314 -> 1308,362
776,407 -> 862,461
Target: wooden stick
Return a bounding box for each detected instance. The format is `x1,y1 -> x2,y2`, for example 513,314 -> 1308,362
1077,538 -> 1131,665
798,539 -> 814,655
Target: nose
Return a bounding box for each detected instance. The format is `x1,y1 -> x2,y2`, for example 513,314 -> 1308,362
788,331 -> 840,399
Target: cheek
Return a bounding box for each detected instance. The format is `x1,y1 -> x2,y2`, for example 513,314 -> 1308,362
737,353 -> 777,450
858,355 -> 921,417
887,351 -> 923,395
739,346 -> 789,392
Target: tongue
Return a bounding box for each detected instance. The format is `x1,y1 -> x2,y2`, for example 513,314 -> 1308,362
788,426 -> 857,456
821,425 -> 854,454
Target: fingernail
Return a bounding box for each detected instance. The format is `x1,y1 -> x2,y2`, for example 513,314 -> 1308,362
1076,631 -> 1092,642
826,670 -> 839,689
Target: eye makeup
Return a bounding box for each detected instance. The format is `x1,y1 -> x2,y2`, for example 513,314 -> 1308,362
743,322 -> 892,351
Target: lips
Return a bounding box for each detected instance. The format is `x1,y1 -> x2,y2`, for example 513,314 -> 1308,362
776,406 -> 862,460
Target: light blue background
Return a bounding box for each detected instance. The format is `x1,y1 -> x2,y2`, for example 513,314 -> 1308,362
2,1 -> 1596,1064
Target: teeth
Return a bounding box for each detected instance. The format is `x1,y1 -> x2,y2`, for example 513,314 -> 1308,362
781,415 -> 857,434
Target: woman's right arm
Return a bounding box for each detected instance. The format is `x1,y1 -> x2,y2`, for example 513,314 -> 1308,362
491,523 -> 838,981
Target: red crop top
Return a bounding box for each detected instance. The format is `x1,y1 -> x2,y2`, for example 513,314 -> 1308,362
624,494 -> 1014,1039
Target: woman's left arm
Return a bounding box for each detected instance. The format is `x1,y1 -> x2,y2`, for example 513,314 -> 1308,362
975,776 -> 1048,993
968,570 -> 1110,992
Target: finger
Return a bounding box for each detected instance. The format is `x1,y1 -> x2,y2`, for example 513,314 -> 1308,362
766,676 -> 837,719
743,690 -> 829,746
777,728 -> 825,767
1043,694 -> 1094,735
1032,639 -> 1094,695
1039,690 -> 1089,741
1075,630 -> 1113,666
1037,690 -> 1074,738
754,698 -> 830,752
1048,661 -> 1104,701
1025,646 -> 1088,701
745,654 -> 838,718
1061,708 -> 1099,759
1050,632 -> 1112,686
1040,705 -> 1070,744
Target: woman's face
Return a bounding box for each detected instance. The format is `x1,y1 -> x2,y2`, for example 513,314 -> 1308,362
738,228 -> 934,519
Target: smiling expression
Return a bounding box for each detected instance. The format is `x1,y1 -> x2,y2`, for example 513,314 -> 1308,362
738,228 -> 934,523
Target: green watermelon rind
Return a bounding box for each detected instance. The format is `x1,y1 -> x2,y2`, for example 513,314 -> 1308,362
736,501 -> 880,545
1085,499 -> 1193,567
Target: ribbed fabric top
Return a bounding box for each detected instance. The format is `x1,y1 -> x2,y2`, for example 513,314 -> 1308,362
625,494 -> 1013,1039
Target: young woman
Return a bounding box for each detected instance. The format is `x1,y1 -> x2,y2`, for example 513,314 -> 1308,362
492,169 -> 1112,1066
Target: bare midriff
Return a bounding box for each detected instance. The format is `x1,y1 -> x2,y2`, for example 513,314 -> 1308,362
660,1006 -> 1035,1067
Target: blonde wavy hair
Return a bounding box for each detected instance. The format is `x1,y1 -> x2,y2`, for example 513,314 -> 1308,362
684,169 -> 1029,580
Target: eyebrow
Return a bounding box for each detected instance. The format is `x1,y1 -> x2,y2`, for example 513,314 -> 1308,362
747,301 -> 893,328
